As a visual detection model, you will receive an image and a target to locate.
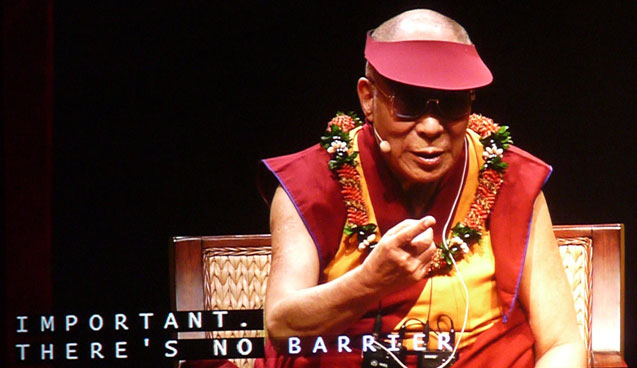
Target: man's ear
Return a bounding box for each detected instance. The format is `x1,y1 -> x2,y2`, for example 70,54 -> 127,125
357,77 -> 374,123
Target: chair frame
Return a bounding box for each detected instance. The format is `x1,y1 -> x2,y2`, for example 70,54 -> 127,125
553,224 -> 625,367
171,224 -> 625,367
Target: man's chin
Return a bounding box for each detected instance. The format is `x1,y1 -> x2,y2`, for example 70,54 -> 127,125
398,169 -> 448,191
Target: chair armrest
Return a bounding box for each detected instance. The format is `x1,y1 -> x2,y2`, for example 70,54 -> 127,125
592,351 -> 627,368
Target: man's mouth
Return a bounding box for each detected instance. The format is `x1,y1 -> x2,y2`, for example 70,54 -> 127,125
413,150 -> 444,167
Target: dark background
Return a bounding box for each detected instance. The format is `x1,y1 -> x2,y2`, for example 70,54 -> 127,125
5,1 -> 636,366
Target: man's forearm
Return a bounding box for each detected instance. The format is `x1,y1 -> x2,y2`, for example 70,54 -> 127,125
266,264 -> 384,340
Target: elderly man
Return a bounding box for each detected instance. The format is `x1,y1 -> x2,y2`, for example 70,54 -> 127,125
259,9 -> 585,367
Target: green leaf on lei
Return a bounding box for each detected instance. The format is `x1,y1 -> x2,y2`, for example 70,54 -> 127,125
451,223 -> 482,244
483,156 -> 509,171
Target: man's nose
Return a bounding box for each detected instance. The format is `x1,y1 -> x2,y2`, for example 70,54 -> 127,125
414,106 -> 445,138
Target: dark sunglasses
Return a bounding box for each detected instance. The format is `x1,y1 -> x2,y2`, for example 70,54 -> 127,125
370,78 -> 475,121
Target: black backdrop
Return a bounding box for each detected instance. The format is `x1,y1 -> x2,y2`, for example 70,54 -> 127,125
51,1 -> 635,366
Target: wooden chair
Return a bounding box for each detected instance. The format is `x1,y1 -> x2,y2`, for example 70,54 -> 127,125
171,224 -> 626,368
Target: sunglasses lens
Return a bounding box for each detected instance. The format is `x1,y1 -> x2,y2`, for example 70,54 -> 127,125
392,88 -> 428,119
437,92 -> 472,119
391,85 -> 472,120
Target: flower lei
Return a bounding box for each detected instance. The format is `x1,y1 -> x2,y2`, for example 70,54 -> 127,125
319,112 -> 378,250
320,112 -> 513,276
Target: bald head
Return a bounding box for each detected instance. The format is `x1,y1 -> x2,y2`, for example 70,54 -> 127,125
372,9 -> 471,45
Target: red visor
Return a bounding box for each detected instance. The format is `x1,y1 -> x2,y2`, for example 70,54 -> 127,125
364,31 -> 493,90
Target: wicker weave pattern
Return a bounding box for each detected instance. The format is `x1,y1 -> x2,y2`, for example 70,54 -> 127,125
557,236 -> 593,366
203,246 -> 271,368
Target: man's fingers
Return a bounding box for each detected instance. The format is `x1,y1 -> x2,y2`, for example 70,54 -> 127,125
392,216 -> 436,245
383,218 -> 419,237
416,241 -> 436,264
411,226 -> 433,246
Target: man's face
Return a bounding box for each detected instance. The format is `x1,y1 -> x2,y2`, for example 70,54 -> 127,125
369,75 -> 470,189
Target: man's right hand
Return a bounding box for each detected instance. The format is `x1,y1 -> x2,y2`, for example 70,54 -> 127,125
359,217 -> 437,295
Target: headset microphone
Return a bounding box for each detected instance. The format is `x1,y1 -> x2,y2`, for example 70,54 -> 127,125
373,126 -> 392,153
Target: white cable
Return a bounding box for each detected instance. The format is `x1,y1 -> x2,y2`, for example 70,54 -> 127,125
441,138 -> 469,236
372,125 -> 383,142
434,139 -> 470,368
372,341 -> 408,368
434,255 -> 470,368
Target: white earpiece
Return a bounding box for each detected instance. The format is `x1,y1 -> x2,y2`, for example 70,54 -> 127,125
373,126 -> 391,153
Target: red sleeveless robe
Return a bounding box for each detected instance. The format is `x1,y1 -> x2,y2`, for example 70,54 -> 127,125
258,123 -> 552,367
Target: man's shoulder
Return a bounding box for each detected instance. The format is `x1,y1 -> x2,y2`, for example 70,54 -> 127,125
262,144 -> 335,187
258,143 -> 338,205
263,143 -> 327,171
506,145 -> 550,169
499,145 -> 553,194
